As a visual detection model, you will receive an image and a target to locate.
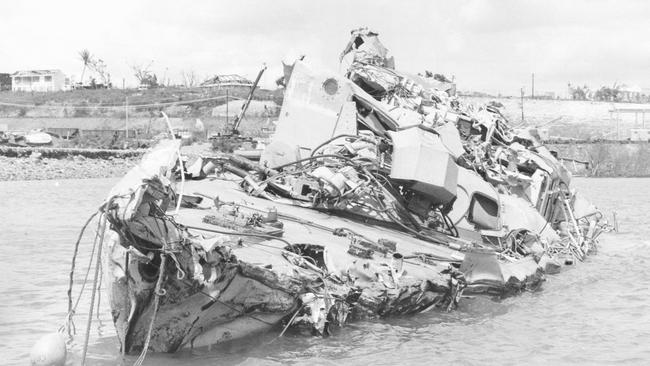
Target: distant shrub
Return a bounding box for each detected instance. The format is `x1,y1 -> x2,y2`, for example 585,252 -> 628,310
73,101 -> 90,117
272,91 -> 284,107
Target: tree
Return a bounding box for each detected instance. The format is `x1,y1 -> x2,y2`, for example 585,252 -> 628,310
568,83 -> 588,101
78,49 -> 92,85
89,58 -> 111,87
181,70 -> 197,87
76,49 -> 111,88
593,84 -> 620,102
131,61 -> 158,88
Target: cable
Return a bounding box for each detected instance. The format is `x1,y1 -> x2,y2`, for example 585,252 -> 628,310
185,278 -> 279,326
309,134 -> 372,157
271,154 -> 359,171
67,211 -> 98,323
133,253 -> 167,366
182,224 -> 293,247
81,210 -> 109,365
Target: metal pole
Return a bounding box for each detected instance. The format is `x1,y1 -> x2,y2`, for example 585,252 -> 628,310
531,73 -> 535,99
617,110 -> 620,140
231,64 -> 267,134
520,87 -> 525,123
226,89 -> 229,130
125,96 -> 129,142
608,110 -> 612,140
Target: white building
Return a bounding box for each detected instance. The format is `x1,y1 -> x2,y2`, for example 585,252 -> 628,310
11,69 -> 68,92
630,129 -> 650,142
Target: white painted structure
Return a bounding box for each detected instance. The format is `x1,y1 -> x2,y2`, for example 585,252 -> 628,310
630,129 -> 650,142
11,69 -> 68,92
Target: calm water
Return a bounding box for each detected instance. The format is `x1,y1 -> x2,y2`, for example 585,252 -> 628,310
0,178 -> 648,365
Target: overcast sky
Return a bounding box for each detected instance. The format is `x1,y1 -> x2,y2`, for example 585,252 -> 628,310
1,0 -> 649,96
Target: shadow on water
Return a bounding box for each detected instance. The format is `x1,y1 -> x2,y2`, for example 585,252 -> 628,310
81,287 -> 517,365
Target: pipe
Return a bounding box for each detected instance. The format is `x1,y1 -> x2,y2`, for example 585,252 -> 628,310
231,64 -> 267,133
272,154 -> 359,171
161,111 -> 185,215
228,153 -> 278,177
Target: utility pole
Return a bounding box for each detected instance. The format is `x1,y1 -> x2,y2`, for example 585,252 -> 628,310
520,87 -> 525,123
531,73 -> 535,99
616,109 -> 620,140
125,96 -> 129,144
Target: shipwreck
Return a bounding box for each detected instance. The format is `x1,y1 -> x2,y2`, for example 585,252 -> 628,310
75,28 -> 613,359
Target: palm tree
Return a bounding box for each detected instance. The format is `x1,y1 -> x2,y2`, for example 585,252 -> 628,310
78,49 -> 92,85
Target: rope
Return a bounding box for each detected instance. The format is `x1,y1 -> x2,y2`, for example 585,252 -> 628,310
65,212 -> 103,337
96,261 -> 103,320
270,304 -> 305,343
66,211 -> 98,336
80,209 -> 109,365
133,253 -> 167,366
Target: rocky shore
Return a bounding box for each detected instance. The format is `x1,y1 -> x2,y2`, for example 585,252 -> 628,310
0,143 -> 212,181
0,154 -> 139,181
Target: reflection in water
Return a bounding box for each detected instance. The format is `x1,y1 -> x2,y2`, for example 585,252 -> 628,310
0,178 -> 648,365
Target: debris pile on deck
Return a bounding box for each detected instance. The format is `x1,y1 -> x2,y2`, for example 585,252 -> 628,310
62,28 -> 615,360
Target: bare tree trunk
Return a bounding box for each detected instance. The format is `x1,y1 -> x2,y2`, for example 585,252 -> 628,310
80,65 -> 87,85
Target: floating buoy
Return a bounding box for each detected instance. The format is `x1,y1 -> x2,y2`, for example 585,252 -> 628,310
29,332 -> 67,366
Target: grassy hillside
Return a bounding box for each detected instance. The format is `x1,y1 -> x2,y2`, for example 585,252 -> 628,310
465,96 -> 648,140
550,142 -> 650,177
0,86 -> 284,119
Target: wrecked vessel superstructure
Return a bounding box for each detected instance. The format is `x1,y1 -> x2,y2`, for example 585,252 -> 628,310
100,28 -> 613,356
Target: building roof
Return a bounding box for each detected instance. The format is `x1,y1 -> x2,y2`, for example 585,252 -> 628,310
11,69 -> 63,77
201,74 -> 253,87
618,84 -> 643,93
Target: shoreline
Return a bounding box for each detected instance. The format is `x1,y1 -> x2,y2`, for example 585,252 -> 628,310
1,159 -> 648,182
1,142 -> 649,181
0,155 -> 138,181
0,143 -> 212,181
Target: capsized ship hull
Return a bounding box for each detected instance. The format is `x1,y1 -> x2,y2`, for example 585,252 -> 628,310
102,140 -> 603,354
100,28 -> 611,355
104,141 -> 470,353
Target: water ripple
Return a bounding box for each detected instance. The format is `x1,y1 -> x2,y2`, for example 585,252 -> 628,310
1,178 -> 649,365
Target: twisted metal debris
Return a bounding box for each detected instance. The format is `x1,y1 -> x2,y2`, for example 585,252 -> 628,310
63,28 -> 615,362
